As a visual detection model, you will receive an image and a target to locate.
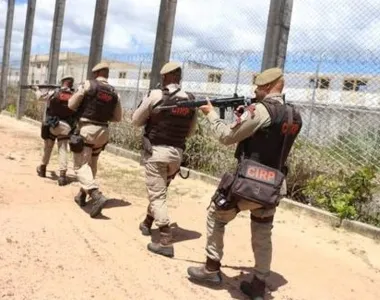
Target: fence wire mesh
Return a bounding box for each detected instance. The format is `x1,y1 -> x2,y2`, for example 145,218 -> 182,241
1,0 -> 380,175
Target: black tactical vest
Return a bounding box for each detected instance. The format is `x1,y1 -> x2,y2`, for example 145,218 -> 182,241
234,97 -> 302,170
48,88 -> 75,119
81,80 -> 118,123
145,88 -> 196,150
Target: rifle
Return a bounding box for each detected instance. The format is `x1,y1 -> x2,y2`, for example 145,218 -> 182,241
155,93 -> 254,119
21,84 -> 61,89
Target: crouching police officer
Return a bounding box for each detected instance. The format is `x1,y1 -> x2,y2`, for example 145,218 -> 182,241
132,62 -> 197,258
68,62 -> 122,218
187,68 -> 303,300
34,75 -> 76,186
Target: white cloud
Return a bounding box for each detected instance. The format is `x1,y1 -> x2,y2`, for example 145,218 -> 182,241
0,0 -> 379,70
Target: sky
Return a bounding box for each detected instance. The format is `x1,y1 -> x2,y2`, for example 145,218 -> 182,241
0,0 -> 379,75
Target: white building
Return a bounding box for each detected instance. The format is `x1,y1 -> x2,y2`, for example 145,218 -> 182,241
4,51 -> 380,108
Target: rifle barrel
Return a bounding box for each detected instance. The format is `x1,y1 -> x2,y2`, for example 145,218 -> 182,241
21,84 -> 60,89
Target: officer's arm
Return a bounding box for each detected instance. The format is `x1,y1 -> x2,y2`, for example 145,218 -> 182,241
35,89 -> 54,102
110,95 -> 123,122
131,90 -> 161,127
68,81 -> 89,111
206,104 -> 271,145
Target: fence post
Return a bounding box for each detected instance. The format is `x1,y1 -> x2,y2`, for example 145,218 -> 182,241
306,51 -> 325,138
47,0 -> 66,85
134,61 -> 143,108
149,0 -> 178,89
234,52 -> 244,95
17,0 -> 37,119
0,0 -> 15,111
261,0 -> 293,71
86,0 -> 109,79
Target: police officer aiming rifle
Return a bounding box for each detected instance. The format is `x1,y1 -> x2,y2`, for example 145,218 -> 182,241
29,75 -> 76,186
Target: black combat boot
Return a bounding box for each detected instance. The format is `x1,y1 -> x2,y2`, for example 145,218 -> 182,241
88,189 -> 108,218
139,215 -> 154,236
74,188 -> 87,207
58,170 -> 68,186
187,257 -> 222,284
240,275 -> 266,300
147,225 -> 174,258
37,165 -> 46,178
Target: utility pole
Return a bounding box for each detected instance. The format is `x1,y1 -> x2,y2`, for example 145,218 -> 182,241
0,0 -> 15,110
17,0 -> 36,119
149,0 -> 178,89
48,0 -> 66,84
86,0 -> 109,79
261,0 -> 293,71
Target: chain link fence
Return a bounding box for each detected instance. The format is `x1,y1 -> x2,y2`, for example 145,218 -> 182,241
1,0 -> 380,174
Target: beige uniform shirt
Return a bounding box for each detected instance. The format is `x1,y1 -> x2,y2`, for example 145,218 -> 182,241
68,77 -> 122,123
206,92 -> 287,194
132,83 -> 198,163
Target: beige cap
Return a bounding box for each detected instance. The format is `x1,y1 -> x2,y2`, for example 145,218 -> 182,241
61,75 -> 74,82
255,67 -> 283,86
92,62 -> 110,72
160,62 -> 181,75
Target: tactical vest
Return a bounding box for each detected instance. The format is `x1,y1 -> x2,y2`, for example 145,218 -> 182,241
48,89 -> 75,119
145,88 -> 196,150
234,98 -> 302,170
81,80 -> 118,123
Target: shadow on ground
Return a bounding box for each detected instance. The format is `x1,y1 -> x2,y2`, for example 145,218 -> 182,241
77,198 -> 131,220
150,222 -> 202,244
177,258 -> 288,300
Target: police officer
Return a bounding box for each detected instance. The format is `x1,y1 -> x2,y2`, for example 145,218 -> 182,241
68,62 -> 122,218
187,68 -> 302,300
34,75 -> 76,186
132,62 -> 197,258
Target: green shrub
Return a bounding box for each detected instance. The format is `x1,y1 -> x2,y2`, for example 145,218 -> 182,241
303,165 -> 378,223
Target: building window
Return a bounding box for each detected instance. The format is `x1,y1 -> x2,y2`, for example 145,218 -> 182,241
343,78 -> 368,92
35,80 -> 39,84
208,72 -> 222,83
119,72 -> 126,79
36,63 -> 41,69
309,77 -> 330,89
143,72 -> 151,79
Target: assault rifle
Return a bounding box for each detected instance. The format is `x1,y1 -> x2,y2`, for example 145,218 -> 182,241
156,93 -> 255,119
21,84 -> 61,89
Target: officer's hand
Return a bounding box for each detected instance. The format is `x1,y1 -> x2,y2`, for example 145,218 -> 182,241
234,105 -> 245,117
199,97 -> 214,115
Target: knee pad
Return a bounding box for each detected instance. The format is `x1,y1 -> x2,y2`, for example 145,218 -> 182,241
250,214 -> 274,224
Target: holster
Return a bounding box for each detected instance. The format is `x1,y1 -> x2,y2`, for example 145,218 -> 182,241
211,172 -> 236,210
46,115 -> 60,128
69,129 -> 84,153
40,123 -> 51,140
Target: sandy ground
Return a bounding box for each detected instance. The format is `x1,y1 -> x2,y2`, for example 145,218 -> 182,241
0,114 -> 379,300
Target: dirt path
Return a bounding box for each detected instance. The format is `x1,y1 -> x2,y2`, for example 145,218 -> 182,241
0,114 -> 379,300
